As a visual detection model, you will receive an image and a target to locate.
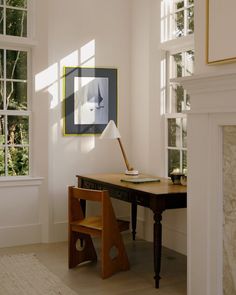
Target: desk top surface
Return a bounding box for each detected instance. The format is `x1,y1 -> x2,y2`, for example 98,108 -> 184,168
77,173 -> 187,196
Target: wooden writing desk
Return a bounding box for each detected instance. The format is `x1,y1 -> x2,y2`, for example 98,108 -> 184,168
76,173 -> 187,288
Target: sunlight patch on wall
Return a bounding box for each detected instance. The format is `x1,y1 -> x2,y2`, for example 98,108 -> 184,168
48,82 -> 58,109
80,40 -> 95,64
79,39 -> 96,152
35,63 -> 58,92
60,50 -> 79,68
80,137 -> 96,153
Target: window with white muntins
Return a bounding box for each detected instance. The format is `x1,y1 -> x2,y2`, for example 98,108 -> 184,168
0,0 -> 32,177
160,0 -> 194,176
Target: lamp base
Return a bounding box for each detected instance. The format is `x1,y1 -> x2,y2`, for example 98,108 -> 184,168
125,169 -> 139,176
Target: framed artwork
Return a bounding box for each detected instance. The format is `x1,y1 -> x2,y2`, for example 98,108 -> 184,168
64,67 -> 117,135
206,0 -> 236,64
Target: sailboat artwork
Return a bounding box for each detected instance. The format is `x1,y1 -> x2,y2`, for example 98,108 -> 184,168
74,77 -> 109,125
87,84 -> 105,111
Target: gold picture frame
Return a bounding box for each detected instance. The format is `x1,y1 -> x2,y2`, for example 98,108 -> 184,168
206,0 -> 236,65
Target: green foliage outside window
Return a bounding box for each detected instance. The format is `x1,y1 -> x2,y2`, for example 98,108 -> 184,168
174,0 -> 194,38
168,149 -> 180,176
8,146 -> 29,176
167,118 -> 187,176
6,0 -> 27,8
0,0 -> 27,37
0,0 -> 29,176
188,7 -> 194,34
171,51 -> 194,113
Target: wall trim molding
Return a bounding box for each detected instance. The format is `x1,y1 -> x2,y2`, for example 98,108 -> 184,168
162,225 -> 187,255
0,177 -> 44,187
0,223 -> 42,248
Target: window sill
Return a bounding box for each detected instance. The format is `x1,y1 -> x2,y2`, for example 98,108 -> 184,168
159,34 -> 194,53
0,35 -> 37,48
0,177 -> 44,187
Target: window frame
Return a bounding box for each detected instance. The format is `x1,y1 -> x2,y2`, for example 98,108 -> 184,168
165,113 -> 187,176
160,0 -> 194,177
161,0 -> 194,42
0,0 -> 35,178
0,45 -> 32,177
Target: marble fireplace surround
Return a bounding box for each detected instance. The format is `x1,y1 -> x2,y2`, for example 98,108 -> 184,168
177,71 -> 236,295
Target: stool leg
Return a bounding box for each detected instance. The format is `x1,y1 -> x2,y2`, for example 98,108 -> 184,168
69,232 -> 97,269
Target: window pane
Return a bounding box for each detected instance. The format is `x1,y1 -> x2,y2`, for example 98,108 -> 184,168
0,7 -> 3,34
8,146 -> 29,176
175,0 -> 184,10
0,81 -> 3,109
168,149 -> 180,176
6,81 -> 27,110
0,115 -> 4,144
182,118 -> 187,148
168,118 -> 181,147
6,0 -> 27,8
187,7 -> 194,35
171,50 -> 194,78
0,1 -> 4,5
6,8 -> 27,37
0,49 -> 3,79
188,0 -> 194,5
170,84 -> 184,113
182,150 -> 187,173
7,116 -> 29,145
172,53 -> 183,78
0,148 -> 5,175
186,50 -> 194,76
174,10 -> 184,37
6,50 -> 27,80
186,93 -> 190,110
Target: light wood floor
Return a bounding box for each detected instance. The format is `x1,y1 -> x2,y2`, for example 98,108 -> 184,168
0,236 -> 187,295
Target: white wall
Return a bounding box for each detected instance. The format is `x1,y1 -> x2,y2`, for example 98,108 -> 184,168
195,0 -> 236,75
0,0 -> 132,247
47,0 -> 132,241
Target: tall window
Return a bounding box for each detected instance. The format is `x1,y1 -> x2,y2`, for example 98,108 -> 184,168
161,0 -> 194,176
0,0 -> 30,177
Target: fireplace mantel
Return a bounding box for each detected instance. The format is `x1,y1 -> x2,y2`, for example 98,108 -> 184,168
172,71 -> 236,114
177,71 -> 236,295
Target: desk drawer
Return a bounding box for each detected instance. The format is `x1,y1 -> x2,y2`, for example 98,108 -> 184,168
96,184 -> 131,202
136,194 -> 150,207
81,180 -> 97,190
81,181 -> 131,203
109,189 -> 131,202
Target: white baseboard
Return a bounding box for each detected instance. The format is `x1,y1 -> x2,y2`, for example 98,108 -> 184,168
53,221 -> 68,242
135,218 -> 145,239
162,225 -> 187,255
0,223 -> 41,248
134,218 -> 187,255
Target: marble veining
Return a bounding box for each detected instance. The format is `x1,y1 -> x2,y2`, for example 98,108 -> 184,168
223,126 -> 236,295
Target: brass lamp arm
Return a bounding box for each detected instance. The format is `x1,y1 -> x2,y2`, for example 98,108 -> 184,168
117,138 -> 133,171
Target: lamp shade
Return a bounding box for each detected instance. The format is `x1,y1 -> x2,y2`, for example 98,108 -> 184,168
100,120 -> 121,139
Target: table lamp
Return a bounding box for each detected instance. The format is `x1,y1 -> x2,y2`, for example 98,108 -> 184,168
100,120 -> 139,175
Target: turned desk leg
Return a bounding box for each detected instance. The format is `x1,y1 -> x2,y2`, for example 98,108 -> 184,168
153,211 -> 163,288
131,201 -> 137,240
